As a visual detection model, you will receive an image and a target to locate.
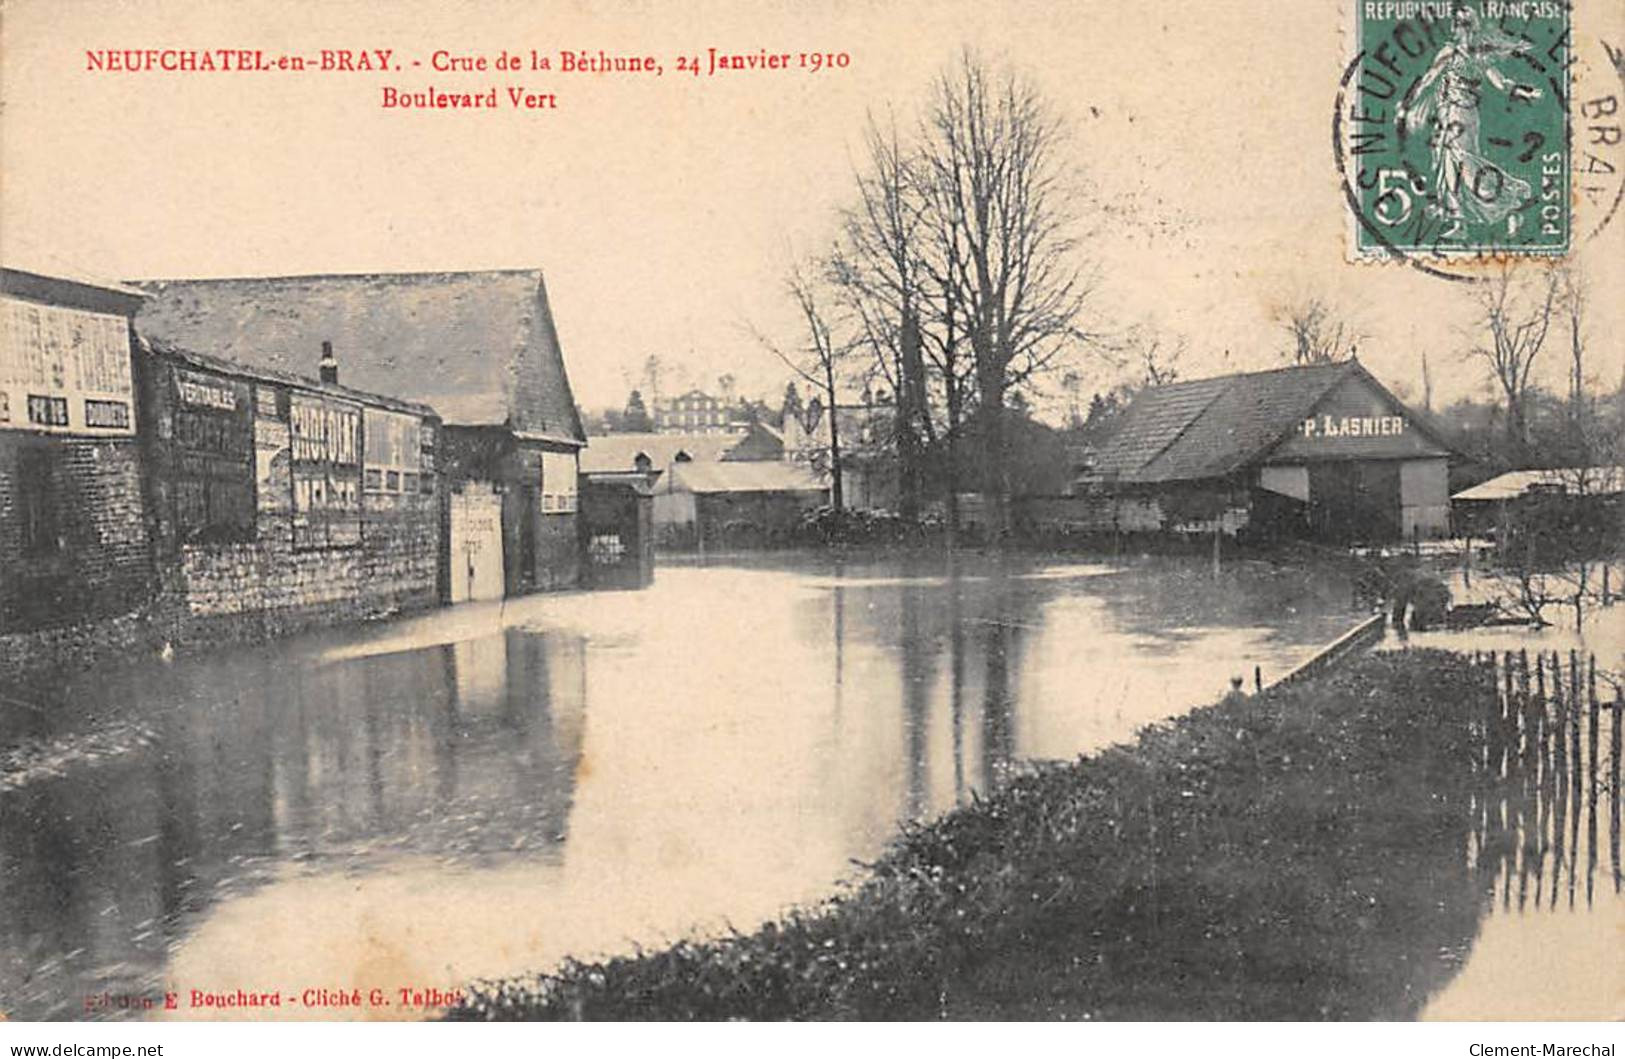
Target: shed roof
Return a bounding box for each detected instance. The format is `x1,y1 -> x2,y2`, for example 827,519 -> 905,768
1453,466 -> 1625,501
662,461 -> 827,495
580,432 -> 746,473
132,270 -> 584,445
1093,361 -> 1437,484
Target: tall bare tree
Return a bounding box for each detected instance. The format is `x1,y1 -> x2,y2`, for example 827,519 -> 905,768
1468,262 -> 1561,459
830,112 -> 932,518
921,50 -> 1097,534
1558,263 -> 1589,450
750,259 -> 850,510
1276,297 -> 1363,365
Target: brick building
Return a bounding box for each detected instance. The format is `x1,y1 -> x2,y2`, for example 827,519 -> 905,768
0,264 -> 153,636
135,339 -> 443,640
653,388 -> 752,434
135,270 -> 587,603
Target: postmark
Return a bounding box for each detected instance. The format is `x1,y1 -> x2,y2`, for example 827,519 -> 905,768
1339,1 -> 1573,265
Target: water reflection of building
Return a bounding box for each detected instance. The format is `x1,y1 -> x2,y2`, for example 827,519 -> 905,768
0,628 -> 587,1020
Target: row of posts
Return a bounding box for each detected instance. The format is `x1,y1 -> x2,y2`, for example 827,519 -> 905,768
1471,649 -> 1622,909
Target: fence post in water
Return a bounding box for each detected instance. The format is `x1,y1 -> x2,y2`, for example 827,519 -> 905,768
1518,650 -> 1534,787
1534,656 -> 1549,846
1587,655 -> 1600,903
1254,665 -> 1262,694
1501,652 -> 1514,776
1552,653 -> 1570,908
1611,689 -> 1621,894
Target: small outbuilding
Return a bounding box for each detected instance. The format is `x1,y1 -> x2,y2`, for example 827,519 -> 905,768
652,460 -> 828,550
1451,465 -> 1624,539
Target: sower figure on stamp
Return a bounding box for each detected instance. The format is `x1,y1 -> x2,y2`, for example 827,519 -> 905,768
1398,5 -> 1544,229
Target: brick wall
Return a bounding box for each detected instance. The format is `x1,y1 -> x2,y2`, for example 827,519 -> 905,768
0,434 -> 153,635
142,353 -> 443,644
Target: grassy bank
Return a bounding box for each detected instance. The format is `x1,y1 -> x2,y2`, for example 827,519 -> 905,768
449,650 -> 1494,1021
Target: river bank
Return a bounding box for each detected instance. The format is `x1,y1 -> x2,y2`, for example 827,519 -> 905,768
448,650 -> 1550,1020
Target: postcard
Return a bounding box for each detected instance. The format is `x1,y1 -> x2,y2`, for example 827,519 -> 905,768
1,0 -> 1621,1038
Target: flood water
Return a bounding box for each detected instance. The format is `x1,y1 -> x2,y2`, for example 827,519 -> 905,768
0,553 -> 1595,1021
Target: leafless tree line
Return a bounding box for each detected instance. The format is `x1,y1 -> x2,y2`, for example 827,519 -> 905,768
756,49 -> 1103,534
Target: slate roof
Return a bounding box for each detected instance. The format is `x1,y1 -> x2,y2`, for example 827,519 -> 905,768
131,270 -> 585,445
580,432 -> 748,474
661,461 -> 828,495
1093,361 -> 1383,484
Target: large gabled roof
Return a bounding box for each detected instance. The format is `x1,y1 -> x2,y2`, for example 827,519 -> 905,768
1094,361 -> 1437,484
1088,375 -> 1235,479
132,270 -> 585,445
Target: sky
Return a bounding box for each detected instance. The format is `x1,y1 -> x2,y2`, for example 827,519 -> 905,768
3,0 -> 1622,419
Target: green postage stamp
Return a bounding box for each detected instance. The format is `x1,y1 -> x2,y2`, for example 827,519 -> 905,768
1342,1 -> 1571,258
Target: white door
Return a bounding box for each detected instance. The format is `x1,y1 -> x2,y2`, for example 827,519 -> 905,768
449,485 -> 505,603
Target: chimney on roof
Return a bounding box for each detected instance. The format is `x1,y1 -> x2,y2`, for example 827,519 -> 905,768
318,341 -> 338,385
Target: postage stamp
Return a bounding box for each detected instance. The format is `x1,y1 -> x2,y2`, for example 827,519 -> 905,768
1340,1 -> 1571,260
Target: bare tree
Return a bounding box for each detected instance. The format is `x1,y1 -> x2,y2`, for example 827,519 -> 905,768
1558,263 -> 1589,448
830,112 -> 932,518
1117,324 -> 1185,387
1467,262 -> 1561,459
920,50 -> 1098,534
1276,297 -> 1363,365
749,259 -> 850,510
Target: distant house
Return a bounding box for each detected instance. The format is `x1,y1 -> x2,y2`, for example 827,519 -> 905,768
653,388 -> 755,434
780,398 -> 897,511
134,270 -> 587,601
1061,360 -> 1457,545
652,460 -> 827,550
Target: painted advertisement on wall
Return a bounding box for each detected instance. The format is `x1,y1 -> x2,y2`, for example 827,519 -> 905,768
0,295 -> 134,436
541,449 -> 578,514
362,407 -> 423,497
170,365 -> 256,542
289,392 -> 362,549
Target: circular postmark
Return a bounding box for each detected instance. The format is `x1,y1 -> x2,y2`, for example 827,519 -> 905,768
1334,0 -> 1625,280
